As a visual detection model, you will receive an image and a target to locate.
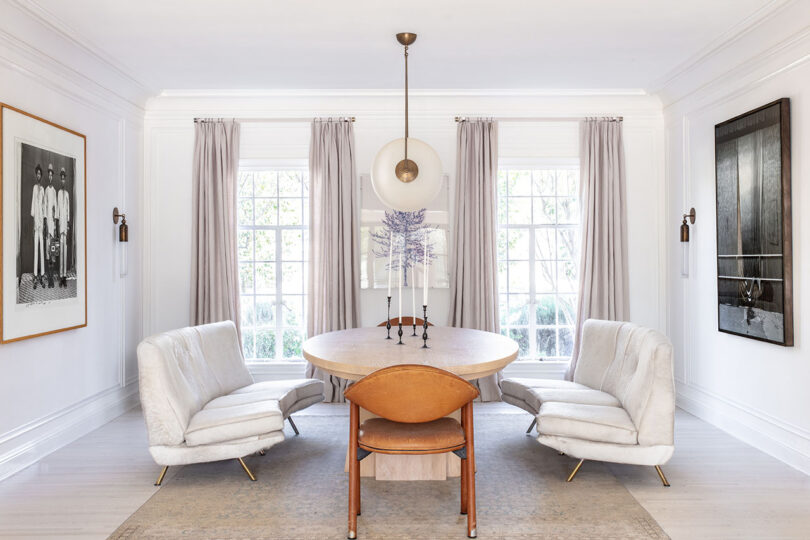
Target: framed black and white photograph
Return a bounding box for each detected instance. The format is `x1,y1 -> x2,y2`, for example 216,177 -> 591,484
714,98 -> 792,346
1,104 -> 86,342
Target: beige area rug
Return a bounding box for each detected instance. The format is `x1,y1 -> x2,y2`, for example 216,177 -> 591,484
110,406 -> 668,539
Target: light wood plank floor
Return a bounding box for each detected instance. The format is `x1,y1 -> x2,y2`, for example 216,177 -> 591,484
0,403 -> 808,539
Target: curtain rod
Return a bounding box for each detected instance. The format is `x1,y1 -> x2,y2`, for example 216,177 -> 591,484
454,116 -> 622,122
194,117 -> 355,123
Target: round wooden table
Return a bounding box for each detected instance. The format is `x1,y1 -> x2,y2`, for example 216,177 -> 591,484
302,326 -> 519,481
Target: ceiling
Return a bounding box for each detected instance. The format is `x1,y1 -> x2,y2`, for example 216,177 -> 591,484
30,0 -> 776,93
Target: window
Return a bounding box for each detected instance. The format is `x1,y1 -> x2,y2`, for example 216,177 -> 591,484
237,166 -> 308,362
497,162 -> 580,361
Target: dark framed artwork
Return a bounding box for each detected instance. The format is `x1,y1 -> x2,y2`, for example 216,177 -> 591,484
0,103 -> 87,342
714,98 -> 792,346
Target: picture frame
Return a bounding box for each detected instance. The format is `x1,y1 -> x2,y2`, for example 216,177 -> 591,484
0,103 -> 87,342
714,98 -> 792,346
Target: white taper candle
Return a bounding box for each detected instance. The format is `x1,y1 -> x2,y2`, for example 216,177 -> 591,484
387,231 -> 393,297
398,242 -> 402,324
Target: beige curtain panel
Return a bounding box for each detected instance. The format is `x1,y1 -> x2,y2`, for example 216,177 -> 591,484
567,117 -> 630,379
190,119 -> 242,336
306,119 -> 360,402
449,118 -> 502,402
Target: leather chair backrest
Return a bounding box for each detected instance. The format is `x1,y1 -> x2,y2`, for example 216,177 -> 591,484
137,321 -> 253,446
344,364 -> 479,423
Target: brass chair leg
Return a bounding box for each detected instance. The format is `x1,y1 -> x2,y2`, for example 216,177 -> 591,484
566,459 -> 585,482
154,466 -> 168,486
525,418 -> 537,435
237,458 -> 256,481
654,465 -> 670,487
287,416 -> 300,436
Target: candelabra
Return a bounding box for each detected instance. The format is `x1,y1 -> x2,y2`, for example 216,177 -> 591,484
397,321 -> 404,345
385,296 -> 392,339
421,305 -> 429,349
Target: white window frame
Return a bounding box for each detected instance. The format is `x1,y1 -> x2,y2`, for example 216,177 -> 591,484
238,159 -> 308,365
498,158 -> 580,364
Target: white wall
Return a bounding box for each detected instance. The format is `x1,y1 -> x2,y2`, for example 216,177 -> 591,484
662,1 -> 810,473
0,3 -> 146,480
143,92 -> 665,380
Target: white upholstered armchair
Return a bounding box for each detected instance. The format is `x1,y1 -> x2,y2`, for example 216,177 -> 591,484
137,321 -> 324,485
500,319 -> 675,486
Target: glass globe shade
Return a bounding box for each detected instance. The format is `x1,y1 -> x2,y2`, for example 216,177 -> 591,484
371,137 -> 443,211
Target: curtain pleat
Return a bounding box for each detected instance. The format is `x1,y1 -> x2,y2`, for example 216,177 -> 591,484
305,119 -> 360,402
190,120 -> 241,337
449,119 -> 502,402
567,118 -> 629,380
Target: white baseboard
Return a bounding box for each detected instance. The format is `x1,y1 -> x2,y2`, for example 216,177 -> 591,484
676,381 -> 810,476
0,382 -> 140,482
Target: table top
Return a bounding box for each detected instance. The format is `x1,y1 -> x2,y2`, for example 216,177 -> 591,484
302,326 -> 519,381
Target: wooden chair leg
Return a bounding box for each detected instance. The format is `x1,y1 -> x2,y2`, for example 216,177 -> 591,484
460,457 -> 468,514
348,402 -> 359,539
463,404 -> 477,538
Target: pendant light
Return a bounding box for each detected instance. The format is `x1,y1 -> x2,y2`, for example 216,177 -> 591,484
371,33 -> 443,211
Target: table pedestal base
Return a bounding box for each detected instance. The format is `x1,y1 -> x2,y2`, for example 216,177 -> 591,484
344,407 -> 461,480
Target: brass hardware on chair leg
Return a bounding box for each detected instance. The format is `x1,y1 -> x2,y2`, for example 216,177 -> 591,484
566,459 -> 585,482
238,458 -> 256,481
154,466 -> 168,486
654,465 -> 670,487
558,451 -> 565,455
525,418 -> 537,435
258,449 -> 266,456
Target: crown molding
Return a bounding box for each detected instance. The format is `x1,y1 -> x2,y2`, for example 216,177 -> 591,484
157,88 -> 649,98
6,0 -> 156,105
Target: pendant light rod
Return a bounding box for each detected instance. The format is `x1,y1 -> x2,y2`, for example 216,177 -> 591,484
394,32 -> 418,184
404,42 -> 409,159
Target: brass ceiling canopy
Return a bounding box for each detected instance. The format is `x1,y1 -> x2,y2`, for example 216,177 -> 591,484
396,32 -> 417,183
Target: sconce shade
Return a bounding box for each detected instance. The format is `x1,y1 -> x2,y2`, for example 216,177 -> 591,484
371,137 -> 442,211
680,220 -> 689,242
119,221 -> 128,242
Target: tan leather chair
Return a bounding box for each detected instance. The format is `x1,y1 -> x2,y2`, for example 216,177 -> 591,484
376,317 -> 433,327
344,365 -> 480,539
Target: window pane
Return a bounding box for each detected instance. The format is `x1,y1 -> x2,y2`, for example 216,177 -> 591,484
255,198 -> 278,226
238,230 -> 253,260
532,170 -> 555,196
241,295 -> 255,326
239,263 -> 254,294
559,327 -> 574,357
255,262 -> 275,294
254,230 -> 275,261
558,169 -> 578,197
499,294 -> 508,327
256,328 -> 276,359
255,295 -> 275,326
558,294 -> 577,326
507,261 -> 530,293
507,197 -> 532,225
279,171 -> 302,196
279,198 -> 302,226
497,170 -> 508,198
282,262 -> 303,294
535,260 -> 556,293
281,230 -> 303,260
497,230 -> 508,261
557,261 -> 577,293
509,328 -> 530,359
536,295 -> 556,325
283,329 -> 304,359
534,228 -> 555,260
507,229 -> 529,260
282,295 -> 303,327
507,294 -> 530,325
238,199 -> 253,226
301,172 -> 309,196
497,197 -> 508,225
242,329 -> 255,359
533,197 -> 556,224
238,172 -> 253,197
498,261 -> 508,294
537,328 -> 556,357
255,171 -> 277,197
508,170 -> 531,196
557,197 -> 579,224
557,228 -> 577,260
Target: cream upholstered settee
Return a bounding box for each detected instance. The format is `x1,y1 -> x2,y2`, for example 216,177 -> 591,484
137,321 -> 324,485
500,319 -> 675,485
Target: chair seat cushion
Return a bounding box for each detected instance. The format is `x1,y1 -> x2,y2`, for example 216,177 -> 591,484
223,379 -> 324,416
537,402 -> 638,445
501,377 -> 588,398
527,388 -> 621,409
359,417 -> 465,454
185,401 -> 284,447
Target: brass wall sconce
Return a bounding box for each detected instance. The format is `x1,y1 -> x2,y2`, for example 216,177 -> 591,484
680,208 -> 696,242
113,207 -> 128,242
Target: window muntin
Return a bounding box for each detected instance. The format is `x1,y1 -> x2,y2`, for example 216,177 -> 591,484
238,168 -> 308,363
497,163 -> 579,361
